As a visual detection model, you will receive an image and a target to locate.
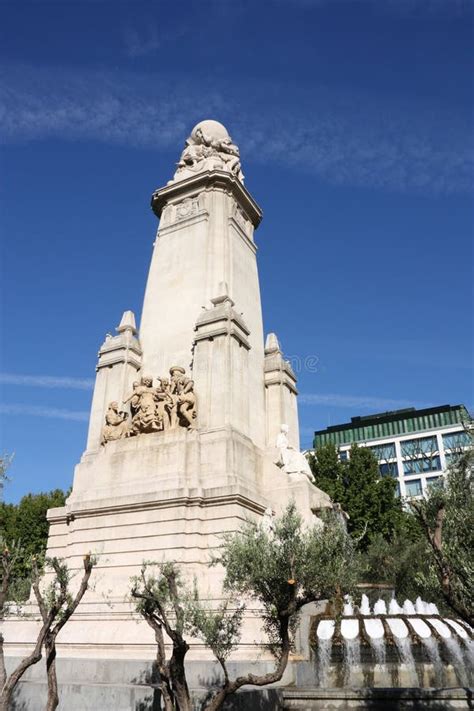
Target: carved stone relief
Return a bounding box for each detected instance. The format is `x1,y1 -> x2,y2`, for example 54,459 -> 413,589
175,197 -> 199,221
233,204 -> 249,233
101,367 -> 197,445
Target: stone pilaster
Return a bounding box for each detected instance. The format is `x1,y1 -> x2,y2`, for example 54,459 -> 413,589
264,333 -> 300,449
192,282 -> 251,435
85,310 -> 142,451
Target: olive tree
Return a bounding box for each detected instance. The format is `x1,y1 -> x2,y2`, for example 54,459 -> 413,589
131,502 -> 358,711
409,449 -> 474,626
0,552 -> 95,711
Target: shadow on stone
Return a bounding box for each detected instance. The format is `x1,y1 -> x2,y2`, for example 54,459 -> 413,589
9,687 -> 29,711
281,687 -> 474,710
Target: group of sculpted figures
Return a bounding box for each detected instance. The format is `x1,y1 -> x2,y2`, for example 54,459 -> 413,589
101,367 -> 197,445
174,123 -> 244,182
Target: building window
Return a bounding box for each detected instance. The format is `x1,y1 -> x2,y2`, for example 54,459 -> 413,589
442,431 -> 471,451
401,436 -> 437,457
339,450 -> 348,461
369,443 -> 396,460
405,479 -> 423,498
379,461 -> 399,478
444,451 -> 466,468
403,455 -> 441,475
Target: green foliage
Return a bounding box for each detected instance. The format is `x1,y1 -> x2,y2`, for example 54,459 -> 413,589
0,489 -> 68,598
309,443 -> 404,550
131,505 -> 361,711
361,531 -> 442,605
131,561 -> 189,634
187,590 -> 245,666
218,502 -> 359,652
410,449 -> 474,623
307,444 -> 345,502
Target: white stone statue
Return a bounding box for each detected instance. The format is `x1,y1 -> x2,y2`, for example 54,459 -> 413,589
275,424 -> 313,481
259,507 -> 276,538
173,120 -> 244,183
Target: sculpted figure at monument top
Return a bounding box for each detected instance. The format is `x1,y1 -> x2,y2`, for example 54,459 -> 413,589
172,119 -> 244,184
275,424 -> 313,481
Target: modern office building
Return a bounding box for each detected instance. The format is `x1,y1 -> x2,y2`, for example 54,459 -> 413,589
313,404 -> 472,498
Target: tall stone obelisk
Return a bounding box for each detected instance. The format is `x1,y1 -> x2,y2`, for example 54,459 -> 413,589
5,121 -> 331,697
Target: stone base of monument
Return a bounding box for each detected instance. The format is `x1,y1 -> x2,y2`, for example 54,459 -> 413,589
281,687 -> 473,710
6,658 -> 473,711
5,656 -> 287,710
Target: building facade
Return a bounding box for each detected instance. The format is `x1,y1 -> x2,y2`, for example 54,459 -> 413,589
313,404 -> 472,498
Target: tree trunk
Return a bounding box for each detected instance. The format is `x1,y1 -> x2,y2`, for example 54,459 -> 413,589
203,617 -> 291,711
169,641 -> 192,711
0,634 -> 6,694
45,638 -> 59,711
0,638 -> 44,711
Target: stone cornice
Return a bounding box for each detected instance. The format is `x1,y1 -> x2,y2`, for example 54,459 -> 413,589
264,352 -> 298,395
151,170 -> 263,228
47,492 -> 267,523
194,303 -> 251,350
96,333 -> 143,371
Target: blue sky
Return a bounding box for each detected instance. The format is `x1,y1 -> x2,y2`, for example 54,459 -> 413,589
1,0 -> 473,502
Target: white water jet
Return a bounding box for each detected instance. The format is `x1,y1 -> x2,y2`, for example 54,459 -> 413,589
387,618 -> 409,639
343,637 -> 361,685
373,599 -> 387,615
422,636 -> 444,685
317,620 -> 335,640
388,599 -> 403,615
393,636 -> 419,686
415,597 -> 429,614
317,638 -> 332,687
343,595 -> 354,616
359,594 -> 371,615
427,602 -> 439,615
461,639 -> 474,685
444,637 -> 468,686
369,636 -> 386,666
402,599 -> 416,615
428,618 -> 451,638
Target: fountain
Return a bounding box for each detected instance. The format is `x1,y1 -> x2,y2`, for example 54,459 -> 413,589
421,636 -> 444,685
359,593 -> 371,615
312,595 -> 473,692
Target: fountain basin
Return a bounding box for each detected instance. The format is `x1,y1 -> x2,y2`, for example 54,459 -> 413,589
386,617 -> 409,639
428,618 -> 451,638
363,618 -> 384,639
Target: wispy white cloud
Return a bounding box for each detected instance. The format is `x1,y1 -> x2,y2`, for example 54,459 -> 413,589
0,64 -> 472,194
0,403 -> 89,422
299,392 -> 432,410
0,373 -> 94,390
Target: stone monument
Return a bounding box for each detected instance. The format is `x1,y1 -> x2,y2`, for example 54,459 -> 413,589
5,119 -> 331,706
